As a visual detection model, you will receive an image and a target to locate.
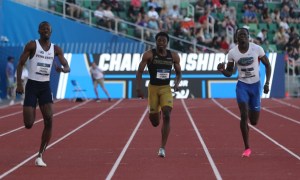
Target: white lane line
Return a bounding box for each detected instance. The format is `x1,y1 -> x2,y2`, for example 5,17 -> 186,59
106,107 -> 148,180
0,111 -> 22,120
0,99 -> 63,120
0,99 -> 123,179
0,100 -> 91,137
271,98 -> 300,110
262,107 -> 300,125
212,99 -> 300,161
181,99 -> 222,180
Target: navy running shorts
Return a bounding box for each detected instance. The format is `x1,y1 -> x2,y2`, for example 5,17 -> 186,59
24,79 -> 53,107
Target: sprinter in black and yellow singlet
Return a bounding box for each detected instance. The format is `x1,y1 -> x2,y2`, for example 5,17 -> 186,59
136,31 -> 182,158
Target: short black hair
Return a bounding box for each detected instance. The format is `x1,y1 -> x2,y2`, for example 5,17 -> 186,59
235,27 -> 249,36
39,21 -> 50,29
155,31 -> 169,42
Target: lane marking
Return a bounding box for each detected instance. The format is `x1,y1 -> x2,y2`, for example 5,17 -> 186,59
262,107 -> 300,125
0,99 -> 123,179
0,100 -> 90,137
0,111 -> 22,120
106,107 -> 148,180
0,100 -> 62,120
181,99 -> 222,180
271,98 -> 300,110
212,99 -> 300,161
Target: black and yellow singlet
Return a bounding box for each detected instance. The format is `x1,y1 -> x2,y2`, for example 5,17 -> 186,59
147,49 -> 174,86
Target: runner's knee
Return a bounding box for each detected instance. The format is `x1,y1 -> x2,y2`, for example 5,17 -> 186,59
24,119 -> 34,129
249,111 -> 259,126
150,119 -> 159,127
149,113 -> 159,127
24,124 -> 33,129
249,118 -> 258,125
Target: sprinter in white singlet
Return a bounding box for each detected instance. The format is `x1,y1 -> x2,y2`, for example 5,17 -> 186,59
16,21 -> 70,167
217,28 -> 271,158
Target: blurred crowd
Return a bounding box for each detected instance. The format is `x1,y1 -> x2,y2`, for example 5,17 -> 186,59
49,0 -> 300,74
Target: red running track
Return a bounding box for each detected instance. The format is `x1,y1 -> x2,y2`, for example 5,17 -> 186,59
0,98 -> 299,180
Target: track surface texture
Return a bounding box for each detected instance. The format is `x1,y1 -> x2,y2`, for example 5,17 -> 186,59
0,98 -> 299,180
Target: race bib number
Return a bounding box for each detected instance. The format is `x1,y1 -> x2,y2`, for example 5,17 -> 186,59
156,69 -> 170,80
241,67 -> 255,78
36,62 -> 51,76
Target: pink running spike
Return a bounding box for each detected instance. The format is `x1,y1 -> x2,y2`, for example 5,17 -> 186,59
242,148 -> 251,157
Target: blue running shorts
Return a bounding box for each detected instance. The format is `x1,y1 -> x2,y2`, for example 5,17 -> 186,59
236,81 -> 261,111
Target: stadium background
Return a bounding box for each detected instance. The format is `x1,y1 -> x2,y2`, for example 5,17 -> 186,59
0,0 -> 293,100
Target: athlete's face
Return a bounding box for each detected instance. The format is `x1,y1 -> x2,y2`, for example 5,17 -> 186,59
237,29 -> 249,44
92,62 -> 97,69
156,36 -> 168,50
39,23 -> 52,40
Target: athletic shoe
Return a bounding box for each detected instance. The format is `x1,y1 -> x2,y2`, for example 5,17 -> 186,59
158,148 -> 165,158
35,157 -> 47,167
242,148 -> 251,157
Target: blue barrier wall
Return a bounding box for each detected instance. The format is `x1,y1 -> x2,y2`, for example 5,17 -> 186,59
0,0 -> 144,99
0,1 -> 285,99
0,0 -> 3,37
0,0 -> 145,53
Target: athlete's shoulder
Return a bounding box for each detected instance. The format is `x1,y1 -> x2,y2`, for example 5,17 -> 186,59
24,40 -> 37,51
26,40 -> 37,46
169,49 -> 177,55
53,44 -> 63,52
228,45 -> 238,55
250,42 -> 265,53
170,50 -> 179,59
143,49 -> 153,58
249,42 -> 262,50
